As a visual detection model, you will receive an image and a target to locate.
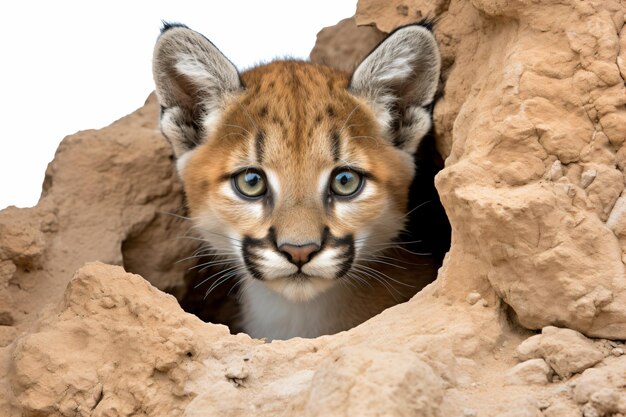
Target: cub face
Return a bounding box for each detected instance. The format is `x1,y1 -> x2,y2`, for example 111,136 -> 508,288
153,23 -> 440,302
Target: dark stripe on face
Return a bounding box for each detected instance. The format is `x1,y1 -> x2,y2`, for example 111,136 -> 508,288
331,130 -> 341,163
319,227 -> 355,278
243,226 -> 354,280
329,231 -> 355,278
242,228 -> 278,280
335,243 -> 355,278
255,129 -> 266,163
242,235 -> 266,280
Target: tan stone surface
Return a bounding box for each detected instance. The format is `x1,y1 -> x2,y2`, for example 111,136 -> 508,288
2,263 -> 625,416
505,359 -> 552,386
0,94 -> 197,336
353,0 -> 626,338
2,0 -> 626,415
310,17 -> 385,73
355,0 -> 449,33
516,327 -> 605,378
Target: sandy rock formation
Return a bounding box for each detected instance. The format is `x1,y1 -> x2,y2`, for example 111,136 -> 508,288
3,263 -> 625,416
310,17 -> 385,73
0,95 -> 197,337
516,326 -> 605,378
354,0 -> 626,338
2,0 -> 626,415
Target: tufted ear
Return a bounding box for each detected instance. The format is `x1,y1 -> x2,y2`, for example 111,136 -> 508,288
153,23 -> 242,162
349,24 -> 440,154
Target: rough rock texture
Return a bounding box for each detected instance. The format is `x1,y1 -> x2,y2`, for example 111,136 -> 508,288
0,94 -> 197,338
505,358 -> 552,386
3,263 -> 625,416
356,0 -> 450,32
310,17 -> 386,73
353,0 -> 626,338
516,326 -> 605,378
2,0 -> 626,415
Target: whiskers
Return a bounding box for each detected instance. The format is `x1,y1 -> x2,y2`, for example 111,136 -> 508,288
195,264 -> 248,300
183,238 -> 247,299
158,211 -> 193,221
354,231 -> 432,257
345,225 -> 435,301
175,243 -> 239,264
183,250 -> 247,300
159,211 -> 248,299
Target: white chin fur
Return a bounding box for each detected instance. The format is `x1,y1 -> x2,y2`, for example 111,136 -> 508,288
261,276 -> 337,302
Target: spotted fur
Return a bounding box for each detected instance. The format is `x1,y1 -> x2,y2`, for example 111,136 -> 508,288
153,22 -> 441,340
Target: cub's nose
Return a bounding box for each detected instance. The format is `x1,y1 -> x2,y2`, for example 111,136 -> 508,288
279,243 -> 320,267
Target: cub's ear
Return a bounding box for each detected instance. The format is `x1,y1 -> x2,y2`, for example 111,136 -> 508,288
153,23 -> 242,160
349,24 -> 440,154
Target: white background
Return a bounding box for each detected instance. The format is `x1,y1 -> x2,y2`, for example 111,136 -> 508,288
0,1 -> 355,210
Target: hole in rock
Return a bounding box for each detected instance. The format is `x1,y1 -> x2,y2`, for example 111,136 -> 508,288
176,132 -> 451,337
503,301 -> 539,337
120,136 -> 451,337
122,211 -> 195,300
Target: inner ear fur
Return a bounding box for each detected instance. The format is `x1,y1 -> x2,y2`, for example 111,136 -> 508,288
349,23 -> 441,154
153,23 -> 243,158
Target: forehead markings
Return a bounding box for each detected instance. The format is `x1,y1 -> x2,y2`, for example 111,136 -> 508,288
255,129 -> 266,164
233,64 -> 369,177
331,130 -> 341,163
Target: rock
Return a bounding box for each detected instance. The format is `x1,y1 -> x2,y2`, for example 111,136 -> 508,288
495,397 -> 543,417
0,325 -> 17,348
580,169 -> 597,189
543,402 -> 583,417
301,348 -> 446,417
356,0 -> 449,33
426,0 -> 626,338
310,17 -> 385,73
573,368 -> 611,405
505,358 -> 552,385
516,334 -> 542,361
0,260 -> 16,283
0,94 -> 197,338
466,291 -> 482,305
516,327 -> 605,378
9,263 -> 233,416
549,160 -> 563,181
4,262 -> 476,416
572,359 -> 626,414
589,388 -> 623,415
581,403 -> 601,417
354,0 -> 626,340
0,312 -> 13,326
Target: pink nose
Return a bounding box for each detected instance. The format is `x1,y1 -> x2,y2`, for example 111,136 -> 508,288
279,243 -> 320,266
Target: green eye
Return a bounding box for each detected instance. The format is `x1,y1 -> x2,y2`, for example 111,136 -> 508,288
330,169 -> 362,197
233,169 -> 267,198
